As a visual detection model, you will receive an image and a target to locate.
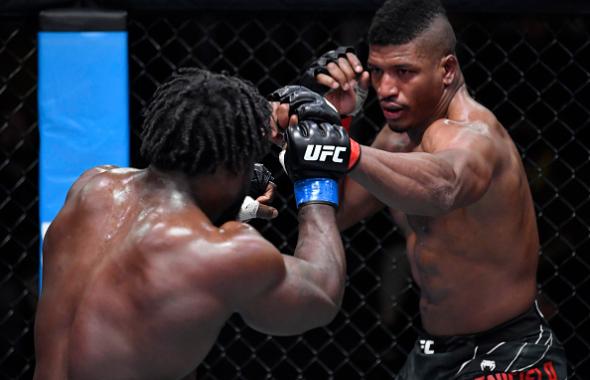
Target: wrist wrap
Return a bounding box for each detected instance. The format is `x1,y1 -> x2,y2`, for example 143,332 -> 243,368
294,178 -> 339,208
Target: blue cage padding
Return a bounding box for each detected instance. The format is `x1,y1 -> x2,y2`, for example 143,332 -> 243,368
38,10 -> 129,290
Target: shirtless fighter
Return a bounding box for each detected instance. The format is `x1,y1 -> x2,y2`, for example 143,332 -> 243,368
274,0 -> 569,378
33,68 -> 355,380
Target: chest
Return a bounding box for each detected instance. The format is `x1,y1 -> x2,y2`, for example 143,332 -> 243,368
404,209 -> 471,239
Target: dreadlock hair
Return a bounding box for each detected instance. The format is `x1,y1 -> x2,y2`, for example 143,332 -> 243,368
140,68 -> 271,176
368,0 -> 456,56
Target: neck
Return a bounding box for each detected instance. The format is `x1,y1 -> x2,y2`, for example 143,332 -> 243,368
144,165 -> 248,225
146,167 -> 217,221
408,70 -> 466,143
145,166 -> 191,192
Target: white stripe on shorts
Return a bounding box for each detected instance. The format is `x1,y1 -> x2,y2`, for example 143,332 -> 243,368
535,324 -> 544,344
485,342 -> 506,355
456,346 -> 478,375
504,342 -> 527,372
513,336 -> 552,372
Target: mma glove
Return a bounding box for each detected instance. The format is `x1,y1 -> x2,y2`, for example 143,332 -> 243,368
280,120 -> 360,208
300,46 -> 369,117
268,85 -> 341,126
238,163 -> 275,222
248,163 -> 274,198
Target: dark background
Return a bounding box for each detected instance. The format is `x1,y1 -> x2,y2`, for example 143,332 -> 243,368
1,1 -> 589,378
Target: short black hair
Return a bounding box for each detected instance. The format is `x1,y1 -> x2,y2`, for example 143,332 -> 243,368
368,0 -> 452,51
140,68 -> 271,175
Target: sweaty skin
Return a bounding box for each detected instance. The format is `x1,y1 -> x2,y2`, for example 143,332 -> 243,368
34,166 -> 346,380
326,38 -> 538,336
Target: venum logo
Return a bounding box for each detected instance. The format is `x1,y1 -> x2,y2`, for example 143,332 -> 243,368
304,145 -> 347,163
480,360 -> 496,372
473,360 -> 558,380
419,339 -> 435,354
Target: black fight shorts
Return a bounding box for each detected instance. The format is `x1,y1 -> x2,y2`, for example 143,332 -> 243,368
396,302 -> 568,380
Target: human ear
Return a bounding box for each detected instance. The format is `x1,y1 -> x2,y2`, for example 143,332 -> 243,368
441,55 -> 458,86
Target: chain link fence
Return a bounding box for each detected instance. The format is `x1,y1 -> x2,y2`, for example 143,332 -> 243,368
1,7 -> 589,380
0,15 -> 39,380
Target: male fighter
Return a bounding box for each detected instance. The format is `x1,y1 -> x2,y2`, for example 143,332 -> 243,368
33,68 -> 355,380
274,0 -> 568,378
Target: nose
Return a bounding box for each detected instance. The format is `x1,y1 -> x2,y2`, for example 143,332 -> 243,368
375,72 -> 399,100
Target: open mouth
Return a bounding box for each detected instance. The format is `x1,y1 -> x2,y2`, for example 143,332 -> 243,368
381,103 -> 404,120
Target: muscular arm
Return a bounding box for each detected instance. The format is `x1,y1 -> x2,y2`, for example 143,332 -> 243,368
337,126 -> 411,229
349,121 -> 497,216
234,204 -> 346,335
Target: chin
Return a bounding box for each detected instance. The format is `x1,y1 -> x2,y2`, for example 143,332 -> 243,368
386,120 -> 409,133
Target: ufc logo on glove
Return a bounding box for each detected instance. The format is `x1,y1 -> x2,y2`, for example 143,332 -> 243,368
304,145 -> 347,163
277,118 -> 360,209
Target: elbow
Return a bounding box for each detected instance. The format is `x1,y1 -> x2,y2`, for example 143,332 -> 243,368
308,299 -> 341,329
274,300 -> 341,336
310,286 -> 344,328
323,298 -> 342,323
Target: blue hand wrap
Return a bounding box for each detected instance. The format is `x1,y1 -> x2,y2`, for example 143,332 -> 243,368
294,178 -> 338,208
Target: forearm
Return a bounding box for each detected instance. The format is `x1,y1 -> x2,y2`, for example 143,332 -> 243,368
294,204 -> 347,308
350,146 -> 457,216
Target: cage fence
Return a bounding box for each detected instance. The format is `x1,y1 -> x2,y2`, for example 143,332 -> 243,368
0,8 -> 588,380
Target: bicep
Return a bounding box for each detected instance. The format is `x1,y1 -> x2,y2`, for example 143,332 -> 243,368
432,134 -> 496,208
338,126 -> 409,229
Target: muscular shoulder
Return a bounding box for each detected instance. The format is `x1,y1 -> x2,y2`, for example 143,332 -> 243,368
140,218 -> 276,256
422,113 -> 520,188
206,222 -> 285,284
421,113 -> 514,169
423,119 -> 491,149
66,165 -> 141,203
137,218 -> 285,302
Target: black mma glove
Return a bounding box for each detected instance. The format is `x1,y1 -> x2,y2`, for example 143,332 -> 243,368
280,120 -> 360,208
239,163 -> 275,222
248,163 -> 274,198
300,46 -> 369,116
268,85 -> 340,126
300,46 -> 356,95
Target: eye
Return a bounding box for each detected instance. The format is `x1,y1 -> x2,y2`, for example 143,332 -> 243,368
367,65 -> 383,76
397,68 -> 410,76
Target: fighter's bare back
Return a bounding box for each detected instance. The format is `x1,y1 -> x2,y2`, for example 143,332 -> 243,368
34,167 -> 277,380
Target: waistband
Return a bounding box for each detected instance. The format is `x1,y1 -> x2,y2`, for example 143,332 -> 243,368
418,301 -> 545,353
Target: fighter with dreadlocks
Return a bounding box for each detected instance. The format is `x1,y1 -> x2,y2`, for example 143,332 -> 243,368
34,68 -> 353,380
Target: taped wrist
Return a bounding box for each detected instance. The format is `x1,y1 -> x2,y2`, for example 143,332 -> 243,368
294,178 -> 339,208
237,196 -> 259,221
349,84 -> 368,116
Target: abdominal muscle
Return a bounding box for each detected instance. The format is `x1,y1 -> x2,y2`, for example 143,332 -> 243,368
402,210 -> 537,336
